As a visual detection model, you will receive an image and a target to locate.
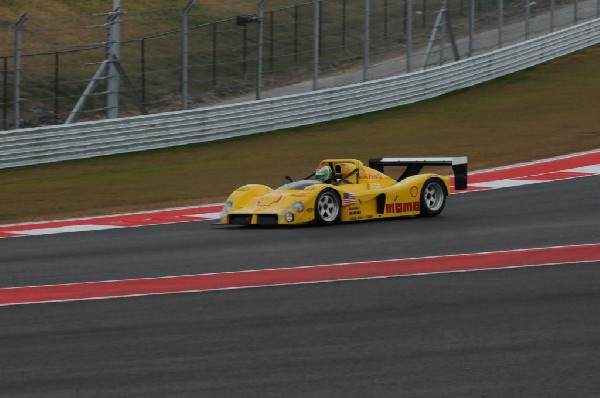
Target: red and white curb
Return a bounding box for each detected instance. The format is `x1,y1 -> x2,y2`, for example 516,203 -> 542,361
0,204 -> 223,239
1,243 -> 598,306
454,149 -> 600,192
1,149 -> 598,239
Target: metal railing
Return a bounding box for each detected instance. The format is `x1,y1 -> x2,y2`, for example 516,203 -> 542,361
0,18 -> 599,169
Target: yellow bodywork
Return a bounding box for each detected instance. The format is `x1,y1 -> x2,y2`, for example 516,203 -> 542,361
220,159 -> 451,225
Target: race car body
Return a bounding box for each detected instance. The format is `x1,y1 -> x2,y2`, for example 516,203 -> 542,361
220,157 -> 467,226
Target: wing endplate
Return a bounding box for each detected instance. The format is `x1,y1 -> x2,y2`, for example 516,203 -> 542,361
368,157 -> 468,190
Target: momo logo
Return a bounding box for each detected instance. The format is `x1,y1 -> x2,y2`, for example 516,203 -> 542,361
386,202 -> 420,214
257,194 -> 283,207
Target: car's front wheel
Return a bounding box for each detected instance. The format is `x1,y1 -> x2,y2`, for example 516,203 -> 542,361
315,189 -> 341,225
420,178 -> 447,217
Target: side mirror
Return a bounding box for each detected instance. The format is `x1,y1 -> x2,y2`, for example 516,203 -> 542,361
285,175 -> 293,183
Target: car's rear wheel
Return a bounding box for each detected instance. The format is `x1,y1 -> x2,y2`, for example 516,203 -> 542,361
420,178 -> 446,217
315,189 -> 341,225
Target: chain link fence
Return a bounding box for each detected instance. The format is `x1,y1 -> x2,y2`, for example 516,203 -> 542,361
1,0 -> 598,130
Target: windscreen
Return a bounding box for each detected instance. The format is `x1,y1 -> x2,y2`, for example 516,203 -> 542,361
277,180 -> 320,190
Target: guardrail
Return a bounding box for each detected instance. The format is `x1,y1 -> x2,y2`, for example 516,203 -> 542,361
1,18 -> 599,170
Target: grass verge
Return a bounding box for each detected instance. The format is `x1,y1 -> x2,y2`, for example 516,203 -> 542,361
1,45 -> 599,224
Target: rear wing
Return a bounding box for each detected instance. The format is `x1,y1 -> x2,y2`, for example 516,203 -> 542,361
368,157 -> 468,190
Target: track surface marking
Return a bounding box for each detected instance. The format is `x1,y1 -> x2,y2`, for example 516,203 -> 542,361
1,243 -> 598,306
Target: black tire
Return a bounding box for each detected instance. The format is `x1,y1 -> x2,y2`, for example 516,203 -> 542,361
420,178 -> 447,217
315,189 -> 341,225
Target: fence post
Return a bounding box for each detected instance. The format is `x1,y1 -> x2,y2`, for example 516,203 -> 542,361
573,0 -> 578,24
256,0 -> 268,100
319,1 -> 323,57
384,0 -> 388,38
313,0 -> 320,90
440,1 -> 446,65
294,5 -> 299,64
106,4 -> 121,119
212,23 -> 217,84
243,24 -> 248,75
406,0 -> 412,72
14,13 -> 29,129
181,0 -> 194,110
469,0 -> 474,56
498,0 -> 503,49
550,0 -> 555,32
54,52 -> 59,123
2,57 -> 7,130
363,0 -> 370,81
141,38 -> 146,107
236,14 -> 257,80
525,0 -> 530,40
404,0 -> 407,37
342,0 -> 347,49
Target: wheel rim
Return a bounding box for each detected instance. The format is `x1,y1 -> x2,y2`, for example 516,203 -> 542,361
424,182 -> 444,211
317,193 -> 339,222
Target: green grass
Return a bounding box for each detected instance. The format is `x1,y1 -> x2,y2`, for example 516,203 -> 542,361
1,44 -> 599,224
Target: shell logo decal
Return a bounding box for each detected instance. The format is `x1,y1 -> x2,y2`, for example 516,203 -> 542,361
257,193 -> 284,207
410,186 -> 419,197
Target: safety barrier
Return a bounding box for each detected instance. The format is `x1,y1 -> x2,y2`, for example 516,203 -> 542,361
1,18 -> 599,170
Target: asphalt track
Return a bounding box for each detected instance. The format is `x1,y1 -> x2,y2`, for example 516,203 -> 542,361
1,175 -> 599,397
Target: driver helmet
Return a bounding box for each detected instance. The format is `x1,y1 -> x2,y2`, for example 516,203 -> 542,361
315,165 -> 333,183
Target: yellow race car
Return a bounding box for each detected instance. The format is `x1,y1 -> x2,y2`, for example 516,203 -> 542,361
220,157 -> 467,226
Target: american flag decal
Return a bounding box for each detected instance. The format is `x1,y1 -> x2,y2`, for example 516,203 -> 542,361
342,193 -> 357,206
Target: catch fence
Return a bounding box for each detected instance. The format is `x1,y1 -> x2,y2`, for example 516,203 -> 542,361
0,18 -> 598,169
0,0 -> 598,129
